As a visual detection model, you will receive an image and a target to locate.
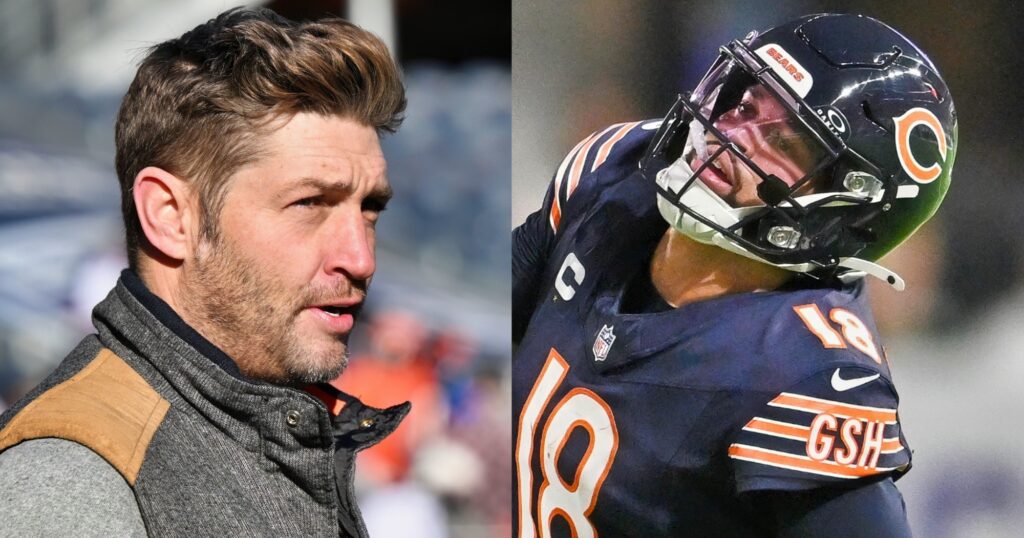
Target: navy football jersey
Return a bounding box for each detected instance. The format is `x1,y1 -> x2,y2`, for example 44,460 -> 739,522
513,122 -> 911,537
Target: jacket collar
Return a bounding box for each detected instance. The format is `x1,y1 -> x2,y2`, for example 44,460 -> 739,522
119,269 -> 249,382
92,270 -> 407,452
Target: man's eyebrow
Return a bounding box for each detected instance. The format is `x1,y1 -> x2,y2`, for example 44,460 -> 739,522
287,177 -> 354,193
282,177 -> 392,200
372,183 -> 394,202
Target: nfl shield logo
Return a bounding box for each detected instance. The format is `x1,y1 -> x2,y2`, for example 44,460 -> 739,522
593,324 -> 616,361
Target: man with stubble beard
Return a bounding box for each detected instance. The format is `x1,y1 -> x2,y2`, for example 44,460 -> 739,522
0,8 -> 408,537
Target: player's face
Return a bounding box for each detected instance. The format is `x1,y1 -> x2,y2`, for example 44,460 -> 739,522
178,113 -> 390,385
690,85 -> 821,207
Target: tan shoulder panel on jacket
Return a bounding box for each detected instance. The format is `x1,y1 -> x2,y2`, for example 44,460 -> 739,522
0,348 -> 170,485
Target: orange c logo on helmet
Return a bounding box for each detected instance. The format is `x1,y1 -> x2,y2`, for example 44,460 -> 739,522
894,108 -> 947,184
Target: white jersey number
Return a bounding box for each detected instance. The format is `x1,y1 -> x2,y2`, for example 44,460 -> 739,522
515,349 -> 619,538
793,304 -> 881,363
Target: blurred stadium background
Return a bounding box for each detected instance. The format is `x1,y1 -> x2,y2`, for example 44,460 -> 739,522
0,0 -> 509,536
515,1 -> 1024,536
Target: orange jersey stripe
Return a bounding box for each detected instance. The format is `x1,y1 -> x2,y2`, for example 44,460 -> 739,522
591,122 -> 640,172
549,135 -> 595,232
769,393 -> 897,424
743,418 -> 810,441
728,444 -> 894,479
548,198 -> 562,232
567,126 -> 617,197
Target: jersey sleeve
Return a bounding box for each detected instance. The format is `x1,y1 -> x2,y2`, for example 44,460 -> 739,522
512,121 -> 646,342
754,478 -> 911,537
512,179 -> 557,344
728,366 -> 911,493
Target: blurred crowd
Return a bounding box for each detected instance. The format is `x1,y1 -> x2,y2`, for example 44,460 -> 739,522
337,309 -> 510,537
381,66 -> 511,288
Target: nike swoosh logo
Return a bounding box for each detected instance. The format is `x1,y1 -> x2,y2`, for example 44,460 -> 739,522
831,369 -> 880,392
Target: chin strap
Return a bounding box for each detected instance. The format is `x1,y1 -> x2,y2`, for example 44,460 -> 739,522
836,257 -> 906,291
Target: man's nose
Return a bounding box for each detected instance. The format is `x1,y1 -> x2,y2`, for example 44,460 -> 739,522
711,121 -> 755,155
325,209 -> 375,281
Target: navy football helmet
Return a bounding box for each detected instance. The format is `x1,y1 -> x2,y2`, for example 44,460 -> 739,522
640,14 -> 957,289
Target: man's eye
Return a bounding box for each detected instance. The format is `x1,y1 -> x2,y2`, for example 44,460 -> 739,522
292,196 -> 323,207
363,198 -> 389,213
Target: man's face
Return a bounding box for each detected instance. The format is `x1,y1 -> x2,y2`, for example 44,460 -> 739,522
690,85 -> 822,207
178,113 -> 390,385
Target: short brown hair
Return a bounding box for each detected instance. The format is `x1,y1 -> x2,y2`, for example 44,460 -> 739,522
115,7 -> 406,268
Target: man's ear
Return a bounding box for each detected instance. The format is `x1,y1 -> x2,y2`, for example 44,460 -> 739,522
133,166 -> 197,262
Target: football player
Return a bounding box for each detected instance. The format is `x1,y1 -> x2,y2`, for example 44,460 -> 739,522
513,13 -> 956,537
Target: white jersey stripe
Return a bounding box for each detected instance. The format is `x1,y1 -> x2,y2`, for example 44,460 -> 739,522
769,392 -> 898,424
741,426 -> 807,442
742,417 -> 811,442
591,121 -> 640,172
774,392 -> 897,415
549,135 -> 593,232
567,125 -> 618,198
729,443 -> 898,480
749,417 -> 811,430
729,454 -> 858,480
